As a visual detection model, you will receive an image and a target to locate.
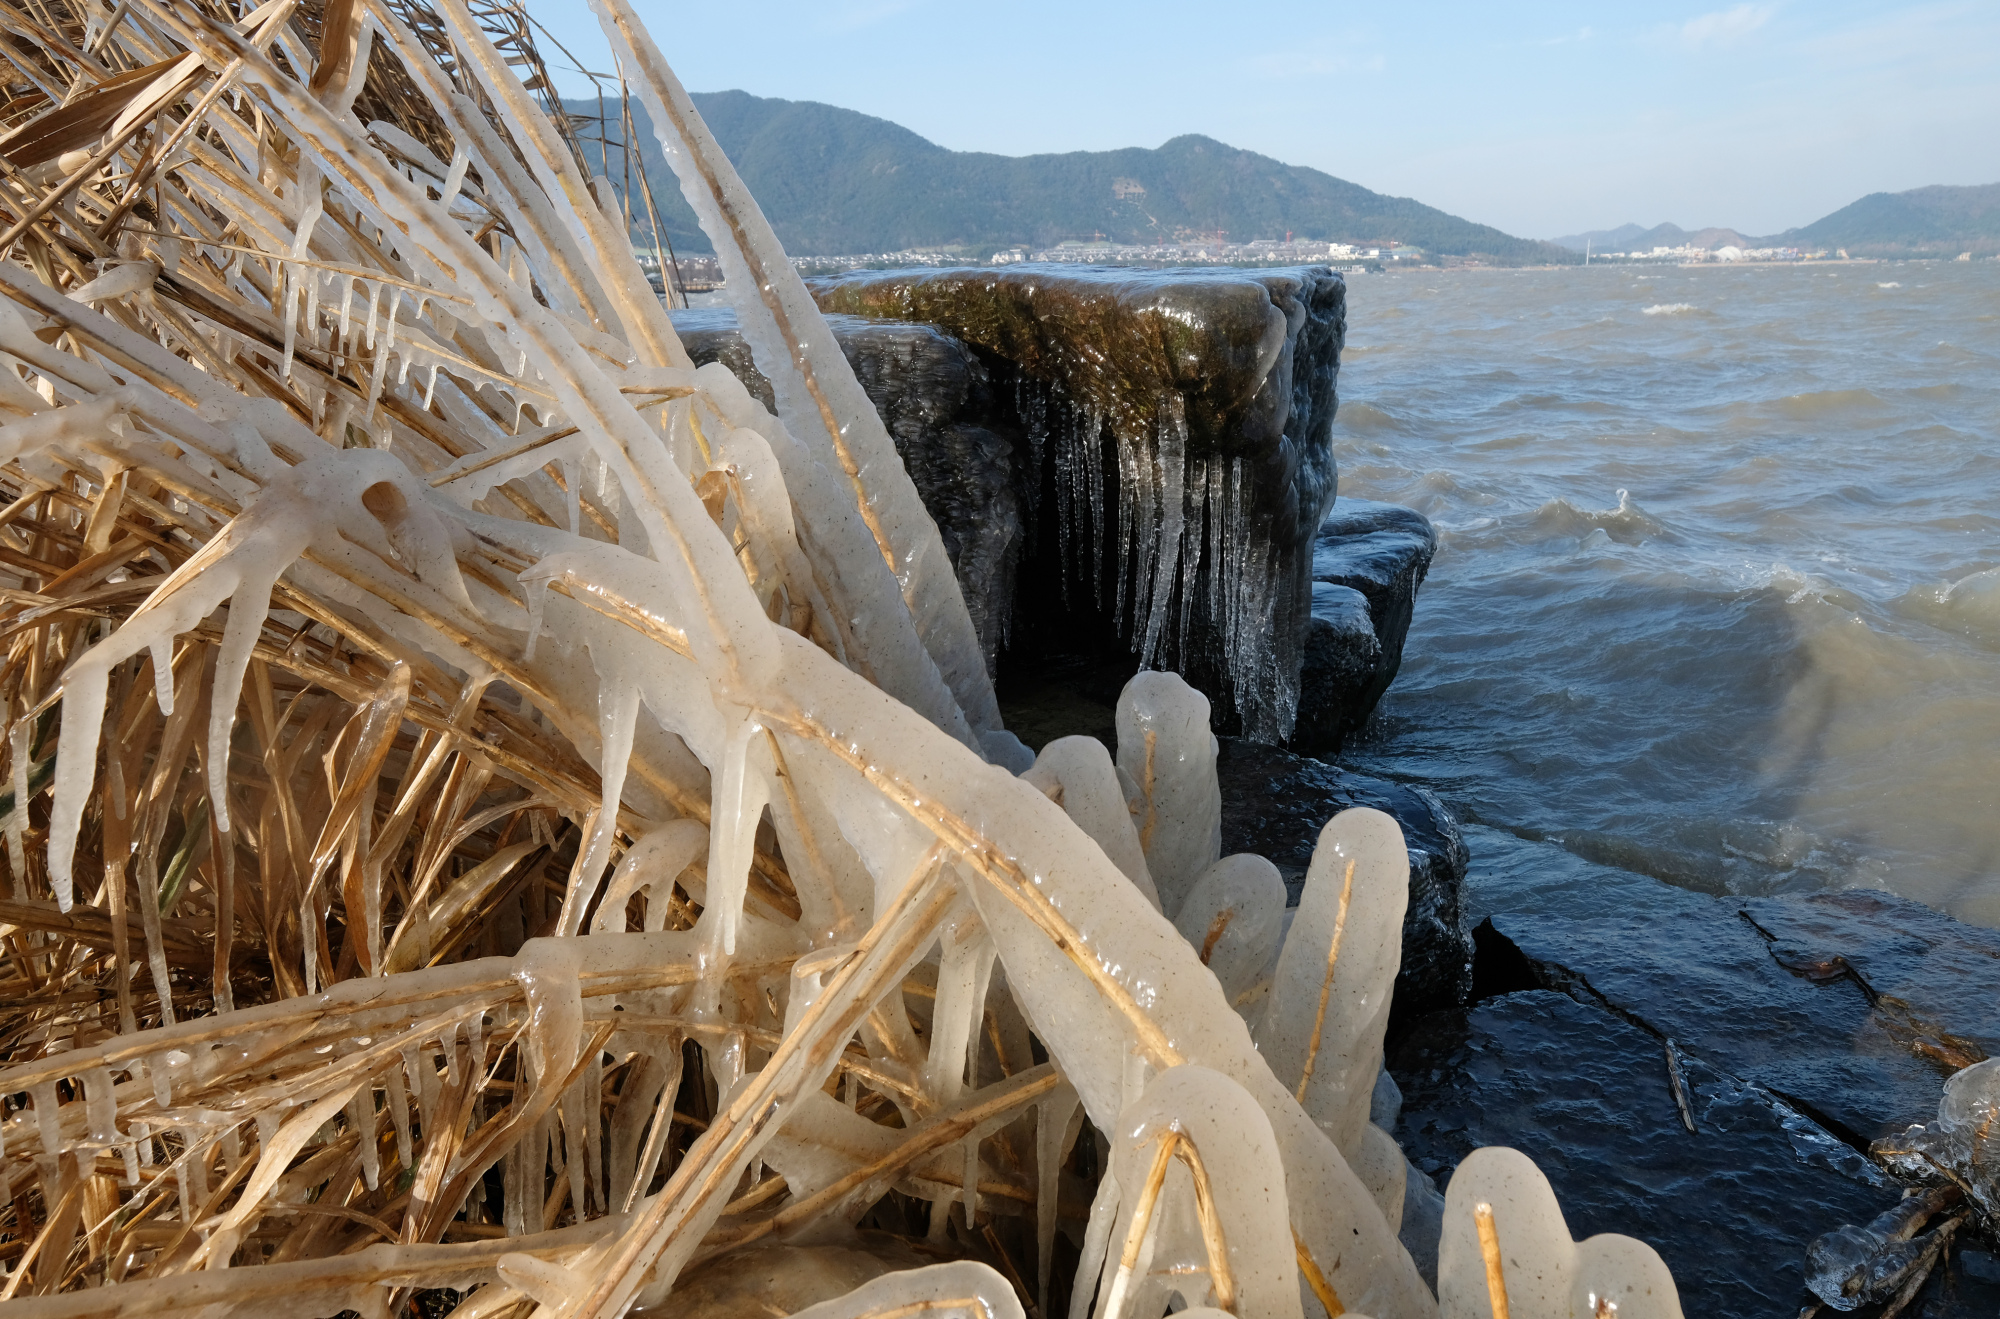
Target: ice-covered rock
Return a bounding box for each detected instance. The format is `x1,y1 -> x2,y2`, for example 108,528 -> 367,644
1297,581 -> 1381,756
810,265 -> 1346,742
1295,498 -> 1437,754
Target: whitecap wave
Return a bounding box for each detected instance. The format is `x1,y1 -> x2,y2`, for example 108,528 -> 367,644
1642,303 -> 1696,316
1877,282 -> 1902,289
1531,488 -> 1668,545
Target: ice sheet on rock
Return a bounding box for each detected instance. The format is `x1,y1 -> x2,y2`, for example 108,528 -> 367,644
1439,1147 -> 1683,1319
1115,671 -> 1221,918
1009,385 -> 1305,740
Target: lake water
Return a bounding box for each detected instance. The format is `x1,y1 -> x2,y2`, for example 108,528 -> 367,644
1329,260 -> 2000,926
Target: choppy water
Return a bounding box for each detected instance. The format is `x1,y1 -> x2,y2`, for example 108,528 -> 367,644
1331,260 -> 2000,925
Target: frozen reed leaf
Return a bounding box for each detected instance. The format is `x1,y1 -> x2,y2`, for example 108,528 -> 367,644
1082,1064 -> 1305,1319
1022,734 -> 1159,909
1115,670 -> 1222,917
1804,1183 -> 1964,1311
1439,1148 -> 1683,1318
782,1260 -> 1025,1319
1256,809 -> 1407,1184
1172,852 -> 1286,1010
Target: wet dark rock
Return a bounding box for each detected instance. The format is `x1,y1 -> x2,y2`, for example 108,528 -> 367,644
1294,498 -> 1437,754
1486,888 -> 1997,1145
1296,582 -> 1380,755
672,309 -> 1023,671
808,265 -> 1346,740
1392,990 -> 1894,1318
1214,736 -> 1471,1023
1428,826 -> 2000,1316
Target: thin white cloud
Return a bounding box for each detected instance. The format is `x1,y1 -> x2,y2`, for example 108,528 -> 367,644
1676,4 -> 1774,50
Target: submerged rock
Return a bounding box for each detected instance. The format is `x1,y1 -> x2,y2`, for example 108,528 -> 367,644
672,309 -> 1024,672
1295,498 -> 1437,753
1214,736 -> 1471,1022
810,265 -> 1346,742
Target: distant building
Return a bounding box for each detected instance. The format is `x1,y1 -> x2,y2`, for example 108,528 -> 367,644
1714,246 -> 1745,262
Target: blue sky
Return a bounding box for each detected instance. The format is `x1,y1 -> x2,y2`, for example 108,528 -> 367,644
534,1 -> 2000,239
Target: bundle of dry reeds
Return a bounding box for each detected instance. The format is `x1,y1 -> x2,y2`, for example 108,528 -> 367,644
0,0 -> 1681,1314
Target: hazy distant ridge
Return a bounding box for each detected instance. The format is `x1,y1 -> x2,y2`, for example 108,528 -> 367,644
1549,222 -> 1750,253
575,90 -> 1573,265
1774,184 -> 2000,257
1553,182 -> 2000,258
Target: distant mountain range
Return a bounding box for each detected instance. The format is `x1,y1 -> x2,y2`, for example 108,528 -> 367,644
1553,182 -> 2000,258
1549,222 -> 1750,253
569,91 -> 1574,265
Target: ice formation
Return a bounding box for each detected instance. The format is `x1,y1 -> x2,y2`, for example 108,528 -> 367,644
817,268 -> 1338,744
1811,1056 -> 1999,1310
0,0 -> 1680,1314
1437,1149 -> 1682,1318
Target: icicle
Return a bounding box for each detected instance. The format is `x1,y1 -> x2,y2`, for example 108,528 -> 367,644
557,680 -> 639,935
6,719 -> 27,878
337,280 -> 358,353
254,1111 -> 279,1164
702,718 -> 773,958
278,265 -> 300,382
349,1086 -> 380,1190
363,281 -> 382,350
382,288 -> 404,357
1035,1086 -> 1083,1311
442,1019 -> 463,1089
83,1065 -> 138,1186
1139,399 -> 1188,664
29,1080 -> 61,1162
150,638 -> 176,716
441,143 -> 470,202
514,941 -> 584,1108
304,270 -> 324,353
519,569 -> 552,665
422,361 -> 440,410
279,160 -> 326,382
402,1045 -> 437,1139
962,1136 -> 981,1230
